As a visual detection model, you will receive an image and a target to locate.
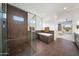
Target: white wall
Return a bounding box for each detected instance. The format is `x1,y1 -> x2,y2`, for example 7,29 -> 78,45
28,13 -> 34,31
35,16 -> 43,30
43,17 -> 55,30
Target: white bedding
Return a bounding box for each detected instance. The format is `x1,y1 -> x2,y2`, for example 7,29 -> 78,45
38,33 -> 52,37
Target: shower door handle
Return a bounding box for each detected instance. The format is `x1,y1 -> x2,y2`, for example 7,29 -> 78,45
2,20 -> 6,28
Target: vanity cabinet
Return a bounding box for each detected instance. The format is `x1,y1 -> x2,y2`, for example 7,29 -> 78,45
74,33 -> 79,48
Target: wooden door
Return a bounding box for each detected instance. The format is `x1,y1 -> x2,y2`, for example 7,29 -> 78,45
7,4 -> 29,55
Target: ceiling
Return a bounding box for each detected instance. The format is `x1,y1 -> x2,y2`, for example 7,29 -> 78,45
9,3 -> 79,19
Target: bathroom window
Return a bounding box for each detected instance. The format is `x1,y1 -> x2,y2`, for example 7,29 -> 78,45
30,19 -> 36,24
13,16 -> 24,22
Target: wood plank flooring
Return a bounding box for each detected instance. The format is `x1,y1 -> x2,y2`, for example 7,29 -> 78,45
14,38 -> 79,56
34,38 -> 79,56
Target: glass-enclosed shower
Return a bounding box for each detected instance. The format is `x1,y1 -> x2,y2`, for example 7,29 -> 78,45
0,3 -> 42,56
28,13 -> 37,55
0,3 -> 37,56
0,3 -> 7,56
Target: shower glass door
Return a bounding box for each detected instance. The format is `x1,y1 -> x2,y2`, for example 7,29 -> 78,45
28,13 -> 37,55
0,3 -> 7,56
0,4 -> 3,55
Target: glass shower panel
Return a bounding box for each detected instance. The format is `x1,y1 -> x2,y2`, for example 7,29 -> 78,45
36,16 -> 43,30
0,11 -> 3,56
0,3 -> 7,56
0,4 -> 2,11
28,13 -> 37,55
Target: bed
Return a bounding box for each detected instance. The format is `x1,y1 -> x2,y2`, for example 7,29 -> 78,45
37,32 -> 54,43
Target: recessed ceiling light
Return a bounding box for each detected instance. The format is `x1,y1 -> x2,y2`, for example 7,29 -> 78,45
64,7 -> 67,10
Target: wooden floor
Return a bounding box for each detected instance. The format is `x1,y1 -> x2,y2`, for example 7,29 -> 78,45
34,38 -> 79,56
15,38 -> 79,56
